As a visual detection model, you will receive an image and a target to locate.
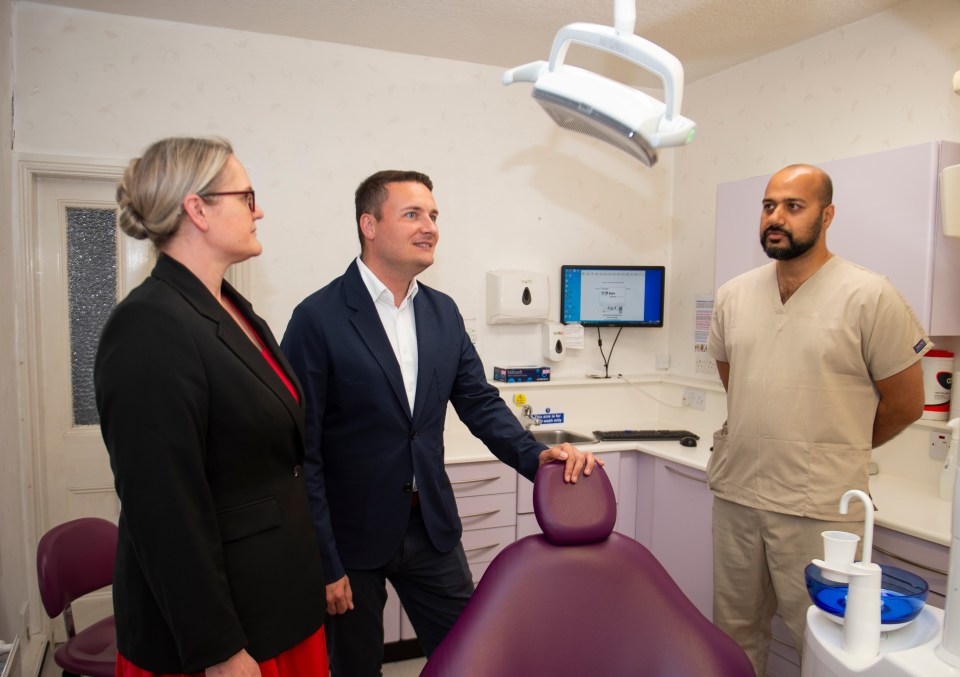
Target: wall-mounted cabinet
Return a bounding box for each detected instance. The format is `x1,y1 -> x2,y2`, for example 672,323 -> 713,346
716,141 -> 960,335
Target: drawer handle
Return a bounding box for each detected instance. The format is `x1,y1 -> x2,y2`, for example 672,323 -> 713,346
460,509 -> 501,519
872,544 -> 948,577
464,542 -> 500,553
451,476 -> 501,485
664,464 -> 708,484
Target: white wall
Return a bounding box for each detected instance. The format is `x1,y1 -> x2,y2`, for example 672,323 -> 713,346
0,0 -> 27,645
12,1 -> 674,379
671,0 -> 960,375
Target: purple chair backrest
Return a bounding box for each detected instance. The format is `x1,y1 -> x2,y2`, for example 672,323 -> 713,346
421,461 -> 754,677
36,517 -> 118,621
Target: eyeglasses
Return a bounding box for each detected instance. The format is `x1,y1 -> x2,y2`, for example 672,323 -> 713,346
200,190 -> 256,213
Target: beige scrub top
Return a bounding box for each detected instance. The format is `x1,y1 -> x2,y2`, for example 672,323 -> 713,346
707,257 -> 931,522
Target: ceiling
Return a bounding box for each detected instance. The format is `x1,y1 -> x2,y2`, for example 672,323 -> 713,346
29,0 -> 912,84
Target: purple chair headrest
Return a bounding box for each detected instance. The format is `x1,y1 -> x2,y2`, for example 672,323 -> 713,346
533,460 -> 616,545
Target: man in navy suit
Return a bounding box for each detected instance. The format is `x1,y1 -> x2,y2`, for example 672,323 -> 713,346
282,170 -> 599,676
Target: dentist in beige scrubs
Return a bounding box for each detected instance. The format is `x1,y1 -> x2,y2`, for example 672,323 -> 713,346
707,163 -> 928,676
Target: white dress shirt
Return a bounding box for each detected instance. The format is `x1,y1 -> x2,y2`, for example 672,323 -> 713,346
356,257 -> 419,414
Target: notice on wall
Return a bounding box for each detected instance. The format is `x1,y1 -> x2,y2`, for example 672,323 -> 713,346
563,322 -> 585,349
694,294 -> 713,348
464,318 -> 480,352
695,294 -> 716,374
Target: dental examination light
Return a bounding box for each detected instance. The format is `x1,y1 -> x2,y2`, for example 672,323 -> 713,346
502,0 -> 696,167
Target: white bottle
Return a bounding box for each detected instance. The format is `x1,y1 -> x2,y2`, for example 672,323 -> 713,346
940,418 -> 960,502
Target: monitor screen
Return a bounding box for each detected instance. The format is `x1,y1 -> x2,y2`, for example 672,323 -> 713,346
561,265 -> 665,327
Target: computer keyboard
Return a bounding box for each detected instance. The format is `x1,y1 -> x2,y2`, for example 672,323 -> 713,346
592,429 -> 700,441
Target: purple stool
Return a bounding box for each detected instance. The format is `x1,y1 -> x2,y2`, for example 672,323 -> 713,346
37,517 -> 118,677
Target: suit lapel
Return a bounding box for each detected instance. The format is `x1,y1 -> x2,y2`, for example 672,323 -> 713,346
412,293 -> 437,425
344,262 -> 412,419
151,255 -> 306,444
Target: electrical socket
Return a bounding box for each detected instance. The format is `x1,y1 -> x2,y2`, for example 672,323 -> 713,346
655,354 -> 670,370
695,354 -> 716,374
930,430 -> 950,459
682,388 -> 706,411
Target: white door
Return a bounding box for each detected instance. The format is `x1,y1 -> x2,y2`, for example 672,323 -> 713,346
36,176 -> 154,532
34,175 -> 154,638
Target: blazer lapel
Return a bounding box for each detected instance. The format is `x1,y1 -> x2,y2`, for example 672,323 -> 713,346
344,262 -> 412,419
151,255 -> 306,443
221,282 -> 306,438
412,294 -> 438,425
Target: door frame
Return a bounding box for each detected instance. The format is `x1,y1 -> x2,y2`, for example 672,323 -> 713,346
17,154 -> 125,540
14,154 -> 128,652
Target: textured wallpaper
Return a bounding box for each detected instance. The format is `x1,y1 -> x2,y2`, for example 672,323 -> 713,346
13,1 -> 676,378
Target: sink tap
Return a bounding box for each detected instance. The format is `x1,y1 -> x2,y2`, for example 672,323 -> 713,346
520,404 -> 541,429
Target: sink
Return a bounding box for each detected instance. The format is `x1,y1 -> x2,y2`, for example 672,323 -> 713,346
529,429 -> 597,446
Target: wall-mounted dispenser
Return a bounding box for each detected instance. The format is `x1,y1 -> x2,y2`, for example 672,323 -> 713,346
486,270 -> 549,324
541,322 -> 566,362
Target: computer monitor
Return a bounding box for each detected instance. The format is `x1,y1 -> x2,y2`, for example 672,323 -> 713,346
561,265 -> 665,327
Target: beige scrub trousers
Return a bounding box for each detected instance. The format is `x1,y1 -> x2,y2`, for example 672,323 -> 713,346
712,497 -> 865,676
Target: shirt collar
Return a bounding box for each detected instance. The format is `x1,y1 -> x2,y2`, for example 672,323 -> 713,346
356,257 -> 419,307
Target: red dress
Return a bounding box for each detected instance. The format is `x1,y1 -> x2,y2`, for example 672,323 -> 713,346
116,317 -> 327,676
115,626 -> 328,677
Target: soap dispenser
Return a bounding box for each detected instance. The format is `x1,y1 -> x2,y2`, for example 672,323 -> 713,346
941,418 -> 960,502
811,490 -> 882,659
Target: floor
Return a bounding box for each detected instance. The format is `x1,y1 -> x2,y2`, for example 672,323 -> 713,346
383,657 -> 427,676
39,648 -> 426,677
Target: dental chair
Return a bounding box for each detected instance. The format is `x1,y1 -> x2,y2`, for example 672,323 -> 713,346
420,461 -> 753,677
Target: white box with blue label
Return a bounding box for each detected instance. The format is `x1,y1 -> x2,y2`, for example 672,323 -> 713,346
492,366 -> 551,382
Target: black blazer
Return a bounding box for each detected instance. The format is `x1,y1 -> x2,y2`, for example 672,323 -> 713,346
94,254 -> 325,673
281,261 -> 546,583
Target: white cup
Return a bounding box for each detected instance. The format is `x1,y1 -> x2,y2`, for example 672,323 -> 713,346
821,530 -> 860,581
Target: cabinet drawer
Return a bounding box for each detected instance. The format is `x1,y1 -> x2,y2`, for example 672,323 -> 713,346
384,581 -> 401,643
517,451 -> 620,514
447,460 -> 516,497
456,492 -> 516,531
872,526 -> 948,609
461,525 -> 515,565
469,561 -> 490,585
768,614 -> 800,676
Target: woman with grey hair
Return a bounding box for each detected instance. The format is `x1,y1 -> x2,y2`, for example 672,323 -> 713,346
95,137 -> 327,676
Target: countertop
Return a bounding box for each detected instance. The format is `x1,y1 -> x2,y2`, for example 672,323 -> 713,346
445,426 -> 952,548
869,474 -> 951,547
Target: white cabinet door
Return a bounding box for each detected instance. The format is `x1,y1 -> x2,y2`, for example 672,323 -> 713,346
650,460 -> 714,618
872,526 -> 949,610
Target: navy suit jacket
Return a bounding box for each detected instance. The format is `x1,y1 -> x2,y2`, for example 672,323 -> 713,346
282,261 -> 547,582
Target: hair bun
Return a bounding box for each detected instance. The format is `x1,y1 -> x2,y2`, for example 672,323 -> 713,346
116,177 -> 150,240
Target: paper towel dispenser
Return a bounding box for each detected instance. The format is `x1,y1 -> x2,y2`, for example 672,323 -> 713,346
486,270 -> 549,324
